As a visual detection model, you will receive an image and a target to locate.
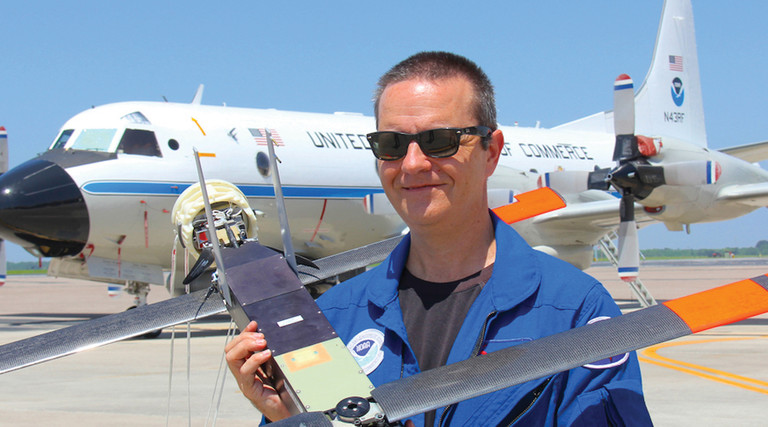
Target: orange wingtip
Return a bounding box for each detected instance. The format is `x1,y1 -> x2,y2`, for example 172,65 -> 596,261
663,274 -> 768,333
196,152 -> 216,158
492,187 -> 566,224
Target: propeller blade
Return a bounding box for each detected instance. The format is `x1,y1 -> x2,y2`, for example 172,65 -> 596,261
612,75 -> 641,164
491,187 -> 565,224
587,168 -> 612,191
265,246 -> 319,269
661,160 -> 721,186
296,235 -> 402,285
617,194 -> 639,282
0,235 -> 400,375
613,74 -> 635,137
371,274 -> 768,422
634,164 -> 666,190
182,246 -> 215,284
0,288 -> 226,375
541,168 -> 614,194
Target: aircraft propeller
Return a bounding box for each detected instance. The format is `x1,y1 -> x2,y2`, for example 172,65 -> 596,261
265,273 -> 768,426
542,75 -> 721,281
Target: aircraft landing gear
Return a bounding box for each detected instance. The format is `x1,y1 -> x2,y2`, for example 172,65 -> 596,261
125,280 -> 150,307
125,281 -> 163,338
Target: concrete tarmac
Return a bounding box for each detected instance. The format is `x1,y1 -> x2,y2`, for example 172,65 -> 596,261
0,260 -> 766,426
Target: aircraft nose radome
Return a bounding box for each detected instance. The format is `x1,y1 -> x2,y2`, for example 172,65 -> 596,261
0,159 -> 89,257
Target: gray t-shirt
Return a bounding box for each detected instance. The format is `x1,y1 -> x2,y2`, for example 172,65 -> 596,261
397,265 -> 493,426
398,264 -> 494,372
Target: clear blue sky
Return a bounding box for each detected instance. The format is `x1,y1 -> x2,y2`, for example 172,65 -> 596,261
2,1 -> 767,261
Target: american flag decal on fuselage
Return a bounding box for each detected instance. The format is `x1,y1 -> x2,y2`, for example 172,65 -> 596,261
250,128 -> 284,146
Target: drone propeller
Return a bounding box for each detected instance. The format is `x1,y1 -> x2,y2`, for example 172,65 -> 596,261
268,273 -> 768,426
0,234 -> 403,376
542,74 -> 721,281
183,247 -> 215,285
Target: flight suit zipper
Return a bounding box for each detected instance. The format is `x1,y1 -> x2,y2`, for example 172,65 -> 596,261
437,310 -> 497,427
501,376 -> 552,426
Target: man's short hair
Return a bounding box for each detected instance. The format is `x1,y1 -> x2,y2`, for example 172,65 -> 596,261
373,51 -> 498,145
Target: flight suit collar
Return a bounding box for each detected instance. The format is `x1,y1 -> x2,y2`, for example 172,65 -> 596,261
365,212 -> 542,317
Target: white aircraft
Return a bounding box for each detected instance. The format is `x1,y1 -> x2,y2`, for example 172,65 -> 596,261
0,0 -> 766,306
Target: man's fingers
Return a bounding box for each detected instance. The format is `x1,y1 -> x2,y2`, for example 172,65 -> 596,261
240,348 -> 273,377
224,321 -> 259,352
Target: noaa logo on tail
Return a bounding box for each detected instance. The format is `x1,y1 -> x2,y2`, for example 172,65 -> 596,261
347,328 -> 385,374
670,77 -> 685,107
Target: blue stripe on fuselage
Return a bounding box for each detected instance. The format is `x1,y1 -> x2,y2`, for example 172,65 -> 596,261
81,181 -> 385,198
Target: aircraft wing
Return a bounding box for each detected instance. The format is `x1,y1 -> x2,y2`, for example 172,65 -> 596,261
532,197 -> 653,230
717,182 -> 768,207
718,140 -> 768,163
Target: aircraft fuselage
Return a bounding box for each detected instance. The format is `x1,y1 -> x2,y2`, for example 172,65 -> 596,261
0,101 -> 766,292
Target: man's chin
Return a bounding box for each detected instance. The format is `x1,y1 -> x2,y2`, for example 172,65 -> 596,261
399,205 -> 448,228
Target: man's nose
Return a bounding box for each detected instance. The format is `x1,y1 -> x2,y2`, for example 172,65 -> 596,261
401,141 -> 431,172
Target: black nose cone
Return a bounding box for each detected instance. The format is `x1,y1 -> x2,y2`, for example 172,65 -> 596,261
0,159 -> 89,257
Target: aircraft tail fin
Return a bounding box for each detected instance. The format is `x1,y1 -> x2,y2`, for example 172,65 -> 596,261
634,0 -> 707,147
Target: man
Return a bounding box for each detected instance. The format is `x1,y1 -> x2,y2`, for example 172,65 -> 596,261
226,51 -> 652,425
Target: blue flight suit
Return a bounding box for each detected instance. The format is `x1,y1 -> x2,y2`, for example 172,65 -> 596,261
317,213 -> 653,426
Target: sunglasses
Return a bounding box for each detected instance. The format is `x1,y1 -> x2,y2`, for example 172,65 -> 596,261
366,126 -> 493,160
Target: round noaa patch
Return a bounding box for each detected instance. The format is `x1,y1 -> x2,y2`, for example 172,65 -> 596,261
346,329 -> 385,375
582,316 -> 630,369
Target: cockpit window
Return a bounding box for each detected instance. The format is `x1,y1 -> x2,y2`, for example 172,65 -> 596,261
117,129 -> 162,157
70,129 -> 118,152
51,129 -> 74,149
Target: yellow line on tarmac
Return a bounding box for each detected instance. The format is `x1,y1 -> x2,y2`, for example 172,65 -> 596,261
639,336 -> 768,395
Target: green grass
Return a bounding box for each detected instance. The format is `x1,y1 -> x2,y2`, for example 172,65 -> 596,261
7,269 -> 48,275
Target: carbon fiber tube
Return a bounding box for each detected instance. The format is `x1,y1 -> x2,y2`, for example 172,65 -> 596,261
372,305 -> 690,421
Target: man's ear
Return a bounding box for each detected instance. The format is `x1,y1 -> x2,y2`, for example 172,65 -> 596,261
485,129 -> 504,177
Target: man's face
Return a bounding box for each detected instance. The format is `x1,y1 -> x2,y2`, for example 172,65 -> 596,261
376,76 -> 501,230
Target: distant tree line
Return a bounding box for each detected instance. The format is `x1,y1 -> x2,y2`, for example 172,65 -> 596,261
7,261 -> 50,271
640,248 -> 758,258
599,240 -> 768,260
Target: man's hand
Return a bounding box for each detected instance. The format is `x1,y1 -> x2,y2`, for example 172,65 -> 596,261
225,321 -> 292,422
